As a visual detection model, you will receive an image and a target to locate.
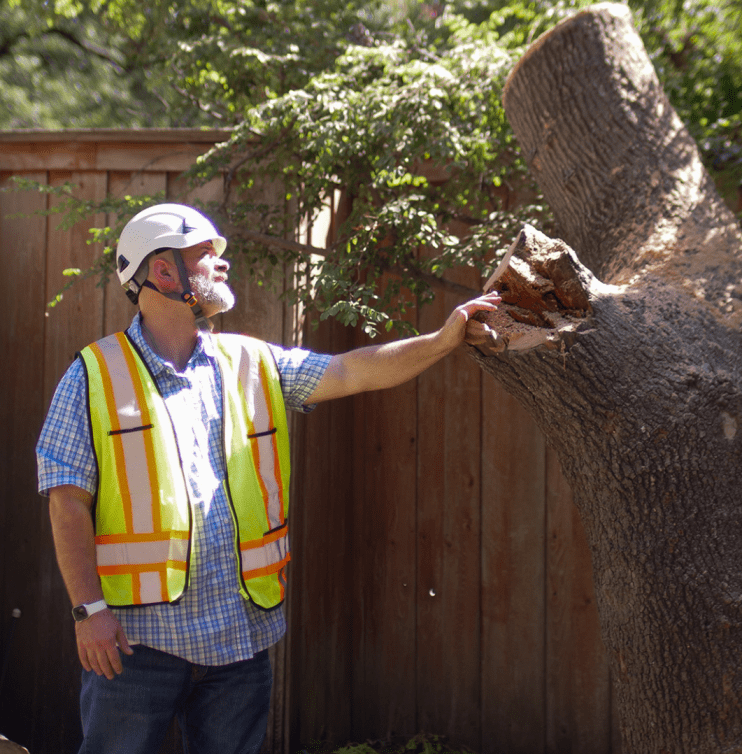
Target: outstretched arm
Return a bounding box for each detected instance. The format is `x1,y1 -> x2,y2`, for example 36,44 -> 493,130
49,485 -> 133,679
307,291 -> 501,403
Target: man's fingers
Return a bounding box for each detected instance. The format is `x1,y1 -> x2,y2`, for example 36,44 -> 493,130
78,644 -> 93,673
106,645 -> 124,676
458,291 -> 501,318
465,320 -> 500,346
117,626 -> 134,656
76,611 -> 129,678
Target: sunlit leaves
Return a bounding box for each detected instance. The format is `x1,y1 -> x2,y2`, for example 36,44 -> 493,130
10,0 -> 741,334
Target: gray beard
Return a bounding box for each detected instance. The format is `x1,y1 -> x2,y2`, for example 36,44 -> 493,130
189,272 -> 236,314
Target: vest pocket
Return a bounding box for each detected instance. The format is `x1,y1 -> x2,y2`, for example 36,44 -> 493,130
265,520 -> 288,537
247,427 -> 277,439
108,424 -> 154,436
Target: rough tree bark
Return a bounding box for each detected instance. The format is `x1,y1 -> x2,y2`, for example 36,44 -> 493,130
470,4 -> 742,752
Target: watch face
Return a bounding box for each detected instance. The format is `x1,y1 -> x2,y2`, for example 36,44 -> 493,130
72,605 -> 88,622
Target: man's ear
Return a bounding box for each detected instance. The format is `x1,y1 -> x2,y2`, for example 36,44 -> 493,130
150,258 -> 180,293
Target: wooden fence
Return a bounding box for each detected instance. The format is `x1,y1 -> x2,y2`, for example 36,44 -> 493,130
0,130 -> 619,754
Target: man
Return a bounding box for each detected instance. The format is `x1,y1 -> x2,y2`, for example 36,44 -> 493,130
36,203 -> 500,754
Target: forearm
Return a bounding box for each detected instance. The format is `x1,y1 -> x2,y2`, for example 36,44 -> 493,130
307,292 -> 501,403
329,329 -> 455,397
49,485 -> 102,606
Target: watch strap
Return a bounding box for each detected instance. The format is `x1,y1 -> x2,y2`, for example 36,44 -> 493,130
72,599 -> 108,622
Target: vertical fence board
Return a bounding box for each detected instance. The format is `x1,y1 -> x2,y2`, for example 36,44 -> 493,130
288,319 -> 355,749
416,276 -> 483,750
0,172 -> 49,751
0,134 -> 618,754
480,381 -> 546,754
546,446 -> 611,753
34,170 -> 108,754
43,170 -> 107,401
287,189 -> 355,750
105,171 -> 169,336
351,343 -> 418,741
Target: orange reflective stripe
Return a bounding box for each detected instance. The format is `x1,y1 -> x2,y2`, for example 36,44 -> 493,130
245,360 -> 281,531
94,335 -> 156,534
241,552 -> 291,581
232,342 -> 273,530
278,567 -> 287,603
95,531 -> 189,545
97,561 -> 188,575
234,340 -> 283,531
87,341 -> 134,534
246,423 -> 271,527
239,530 -> 289,575
239,526 -> 287,551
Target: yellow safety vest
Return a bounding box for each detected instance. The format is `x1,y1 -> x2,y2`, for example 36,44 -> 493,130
79,330 -> 291,610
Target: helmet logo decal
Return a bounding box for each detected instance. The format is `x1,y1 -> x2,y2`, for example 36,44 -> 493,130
118,255 -> 130,272
180,218 -> 197,234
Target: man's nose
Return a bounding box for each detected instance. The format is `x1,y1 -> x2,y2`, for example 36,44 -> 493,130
214,256 -> 230,273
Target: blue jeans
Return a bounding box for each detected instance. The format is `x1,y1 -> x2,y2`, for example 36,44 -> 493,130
79,645 -> 272,754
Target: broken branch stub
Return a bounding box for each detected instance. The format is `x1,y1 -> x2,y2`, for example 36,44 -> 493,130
473,224 -> 592,354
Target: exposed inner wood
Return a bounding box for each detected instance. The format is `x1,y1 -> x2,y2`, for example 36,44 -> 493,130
474,224 -> 593,353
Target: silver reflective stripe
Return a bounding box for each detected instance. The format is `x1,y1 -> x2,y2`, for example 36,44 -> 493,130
138,572 -> 164,604
96,537 -> 188,567
234,345 -> 284,531
240,530 -> 289,577
95,335 -> 155,534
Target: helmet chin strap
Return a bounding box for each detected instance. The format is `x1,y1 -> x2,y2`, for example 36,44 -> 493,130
170,248 -> 213,332
138,249 -> 213,332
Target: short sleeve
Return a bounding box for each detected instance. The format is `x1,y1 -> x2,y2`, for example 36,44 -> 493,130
268,344 -> 332,413
36,358 -> 97,497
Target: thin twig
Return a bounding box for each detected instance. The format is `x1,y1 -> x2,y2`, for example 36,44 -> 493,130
235,230 -> 480,297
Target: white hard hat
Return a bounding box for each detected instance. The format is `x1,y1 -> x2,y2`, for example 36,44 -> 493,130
116,203 -> 227,286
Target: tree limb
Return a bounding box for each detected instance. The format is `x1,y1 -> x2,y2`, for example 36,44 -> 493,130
233,229 -> 480,298
502,3 -> 742,326
46,28 -> 125,72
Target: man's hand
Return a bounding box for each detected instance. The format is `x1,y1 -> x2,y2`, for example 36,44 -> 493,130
436,291 -> 502,350
75,609 -> 133,680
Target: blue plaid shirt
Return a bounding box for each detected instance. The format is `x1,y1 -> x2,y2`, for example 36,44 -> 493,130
36,313 -> 331,666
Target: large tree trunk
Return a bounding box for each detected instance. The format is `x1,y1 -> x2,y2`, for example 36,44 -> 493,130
471,5 -> 742,752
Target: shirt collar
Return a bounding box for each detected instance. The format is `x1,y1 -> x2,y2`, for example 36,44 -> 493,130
127,312 -> 214,376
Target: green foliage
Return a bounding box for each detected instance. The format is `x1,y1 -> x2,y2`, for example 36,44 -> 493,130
630,0 -> 742,178
8,0 -> 741,334
1,0 -> 408,128
183,22 -> 536,334
0,2 -> 184,128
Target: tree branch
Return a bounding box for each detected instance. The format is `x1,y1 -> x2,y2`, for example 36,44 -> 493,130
220,121 -> 297,210
46,28 -> 125,72
233,229 -> 480,298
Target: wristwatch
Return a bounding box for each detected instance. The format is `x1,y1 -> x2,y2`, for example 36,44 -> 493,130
72,599 -> 108,622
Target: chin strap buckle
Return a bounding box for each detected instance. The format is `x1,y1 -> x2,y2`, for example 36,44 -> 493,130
181,291 -> 200,310
181,291 -> 212,332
